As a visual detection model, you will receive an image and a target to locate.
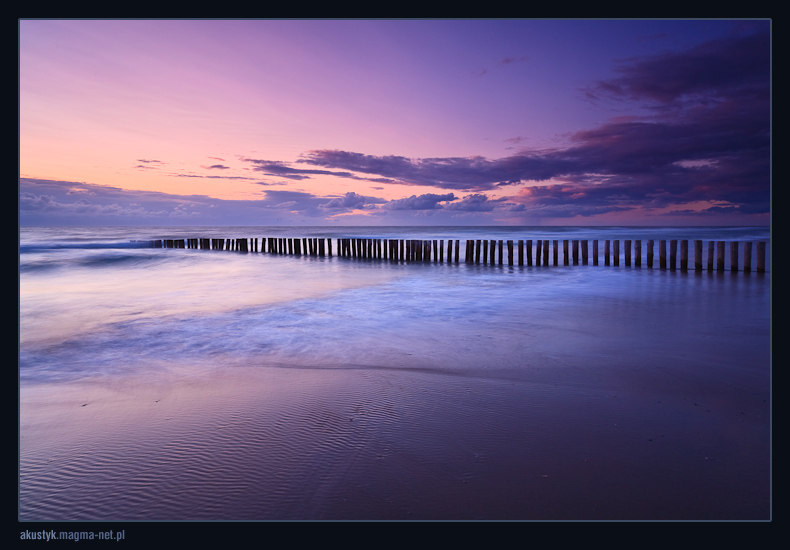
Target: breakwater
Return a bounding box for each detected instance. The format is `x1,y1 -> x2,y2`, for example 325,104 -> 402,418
146,237 -> 768,273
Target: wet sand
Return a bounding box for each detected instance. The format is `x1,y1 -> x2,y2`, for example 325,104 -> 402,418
20,347 -> 770,521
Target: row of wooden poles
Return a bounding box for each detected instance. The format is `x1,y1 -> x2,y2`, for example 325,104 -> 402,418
150,237 -> 767,273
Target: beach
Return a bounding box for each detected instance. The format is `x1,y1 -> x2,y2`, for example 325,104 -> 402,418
19,226 -> 771,521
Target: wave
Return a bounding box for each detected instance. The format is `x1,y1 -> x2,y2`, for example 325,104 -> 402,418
20,240 -> 156,253
20,248 -> 167,273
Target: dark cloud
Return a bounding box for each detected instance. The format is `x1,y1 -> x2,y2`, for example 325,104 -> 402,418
298,151 -> 543,191
243,157 -> 397,184
136,159 -> 164,164
298,29 -> 769,220
203,164 -> 230,170
242,158 -> 357,180
588,29 -> 769,104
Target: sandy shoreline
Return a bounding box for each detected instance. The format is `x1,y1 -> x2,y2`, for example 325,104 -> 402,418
20,355 -> 770,521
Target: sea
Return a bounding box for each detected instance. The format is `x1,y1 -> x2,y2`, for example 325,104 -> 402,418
19,226 -> 771,521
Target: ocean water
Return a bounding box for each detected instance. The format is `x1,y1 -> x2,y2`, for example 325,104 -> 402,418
19,226 -> 771,520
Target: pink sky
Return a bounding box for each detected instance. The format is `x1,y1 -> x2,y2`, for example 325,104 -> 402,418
19,19 -> 770,226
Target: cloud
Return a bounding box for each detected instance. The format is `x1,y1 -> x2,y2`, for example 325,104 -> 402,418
297,29 -> 769,220
171,173 -> 258,180
444,194 -> 499,212
383,193 -> 456,211
134,159 -> 166,170
319,191 -> 386,211
497,55 -> 528,66
242,158 -> 357,180
202,164 -> 230,170
242,157 -> 397,184
18,178 -> 336,225
586,29 -> 769,104
298,151 -> 545,191
20,191 -> 170,218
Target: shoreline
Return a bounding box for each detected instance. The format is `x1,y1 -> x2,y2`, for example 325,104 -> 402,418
20,356 -> 770,521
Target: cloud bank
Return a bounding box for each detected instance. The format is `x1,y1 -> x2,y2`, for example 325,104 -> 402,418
295,29 -> 769,221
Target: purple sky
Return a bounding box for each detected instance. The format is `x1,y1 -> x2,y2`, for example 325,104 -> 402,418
19,19 -> 770,226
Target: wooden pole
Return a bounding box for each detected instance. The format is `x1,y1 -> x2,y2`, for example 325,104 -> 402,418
563,240 -> 569,266
572,240 -> 579,265
535,240 -> 542,266
670,239 -> 677,270
646,240 -> 653,268
757,241 -> 765,272
613,240 -> 619,267
659,240 -> 666,269
507,240 -> 513,266
593,240 -> 598,266
717,241 -> 725,272
475,240 -> 481,264
543,240 -> 550,265
680,240 -> 688,271
605,240 -> 610,266
624,240 -> 631,266
581,240 -> 588,265
730,242 -> 738,272
694,240 -> 702,271
526,240 -> 532,266
634,240 -> 641,267
482,239 -> 488,264
553,240 -> 558,266
743,242 -> 752,272
518,240 -> 524,266
707,241 -> 714,271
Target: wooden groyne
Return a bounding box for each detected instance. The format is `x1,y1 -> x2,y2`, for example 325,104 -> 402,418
147,237 -> 768,273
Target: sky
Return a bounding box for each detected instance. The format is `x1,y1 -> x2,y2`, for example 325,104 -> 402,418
19,19 -> 771,226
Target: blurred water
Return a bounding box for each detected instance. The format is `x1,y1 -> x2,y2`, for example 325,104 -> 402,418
18,226 -> 771,520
